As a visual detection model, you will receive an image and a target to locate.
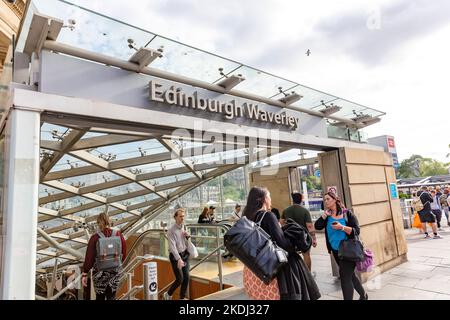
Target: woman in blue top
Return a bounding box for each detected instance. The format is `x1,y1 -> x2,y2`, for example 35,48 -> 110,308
314,191 -> 368,300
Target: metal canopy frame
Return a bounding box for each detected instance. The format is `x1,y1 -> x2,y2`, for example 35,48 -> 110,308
35,113 -> 284,272
1,1 -> 388,295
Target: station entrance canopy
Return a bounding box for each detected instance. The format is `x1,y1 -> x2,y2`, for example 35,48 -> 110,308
0,0 -> 386,298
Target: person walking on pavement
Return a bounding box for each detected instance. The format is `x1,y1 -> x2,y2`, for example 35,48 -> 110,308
417,186 -> 443,239
430,189 -> 443,230
164,208 -> 191,300
281,193 -> 317,271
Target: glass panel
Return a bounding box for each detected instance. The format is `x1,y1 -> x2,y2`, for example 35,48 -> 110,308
20,0 -> 386,123
153,172 -> 195,187
39,185 -> 62,198
61,172 -> 121,187
41,123 -> 71,141
33,0 -> 155,60
349,129 -> 360,142
231,65 -> 298,98
130,159 -> 185,173
43,196 -> 95,211
325,99 -> 385,119
49,154 -> 90,172
80,132 -> 108,139
147,36 -> 241,83
359,130 -> 369,143
93,182 -> 143,198
284,85 -> 337,110
327,125 -> 349,140
90,139 -> 167,162
117,193 -> 160,207
72,205 -> 104,218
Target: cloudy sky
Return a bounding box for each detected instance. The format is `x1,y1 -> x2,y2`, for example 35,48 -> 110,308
59,0 -> 450,162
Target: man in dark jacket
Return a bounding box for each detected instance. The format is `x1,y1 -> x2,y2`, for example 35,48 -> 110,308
417,186 -> 442,239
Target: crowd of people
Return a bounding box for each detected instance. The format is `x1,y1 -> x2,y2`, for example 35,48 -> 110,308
411,185 -> 449,238
162,186 -> 368,301
80,185 -> 371,301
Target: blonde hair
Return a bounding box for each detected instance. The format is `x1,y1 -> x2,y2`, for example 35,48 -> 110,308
97,212 -> 111,231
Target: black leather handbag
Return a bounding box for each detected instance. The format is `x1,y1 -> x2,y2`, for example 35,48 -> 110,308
338,235 -> 365,262
224,211 -> 288,284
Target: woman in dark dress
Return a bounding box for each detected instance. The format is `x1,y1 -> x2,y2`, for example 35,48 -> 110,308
242,186 -> 320,300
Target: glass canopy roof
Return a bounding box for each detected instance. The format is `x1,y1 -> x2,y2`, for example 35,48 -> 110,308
20,0 -> 387,271
18,0 -> 385,123
37,119 -> 282,270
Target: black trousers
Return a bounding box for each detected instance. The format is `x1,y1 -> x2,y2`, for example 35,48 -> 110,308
168,250 -> 190,299
332,251 -> 365,300
96,286 -> 116,300
432,209 -> 442,228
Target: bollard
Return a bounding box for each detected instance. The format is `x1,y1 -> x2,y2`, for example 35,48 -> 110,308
143,262 -> 158,300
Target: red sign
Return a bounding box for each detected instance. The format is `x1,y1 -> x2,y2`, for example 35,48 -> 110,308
387,137 -> 395,148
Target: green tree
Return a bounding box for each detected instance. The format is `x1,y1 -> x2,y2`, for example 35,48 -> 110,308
398,154 -> 449,178
420,159 -> 448,176
398,155 -> 427,178
207,178 -> 219,187
223,185 -> 240,202
303,176 -> 321,191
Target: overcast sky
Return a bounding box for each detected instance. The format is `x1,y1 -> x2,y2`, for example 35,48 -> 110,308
64,0 -> 450,163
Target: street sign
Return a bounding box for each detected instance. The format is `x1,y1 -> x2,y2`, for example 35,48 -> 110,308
389,183 -> 398,200
143,262 -> 158,300
314,169 -> 321,178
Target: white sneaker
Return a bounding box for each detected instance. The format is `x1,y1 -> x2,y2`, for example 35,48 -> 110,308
163,292 -> 172,300
424,234 -> 432,239
433,234 -> 443,239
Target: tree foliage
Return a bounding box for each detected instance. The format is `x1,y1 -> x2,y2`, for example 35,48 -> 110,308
398,154 -> 449,178
303,175 -> 321,191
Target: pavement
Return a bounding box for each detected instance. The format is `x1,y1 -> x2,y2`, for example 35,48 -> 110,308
314,224 -> 450,300
205,223 -> 450,300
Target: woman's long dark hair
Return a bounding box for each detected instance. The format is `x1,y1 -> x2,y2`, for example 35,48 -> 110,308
325,191 -> 345,214
243,186 -> 268,221
199,206 -> 209,218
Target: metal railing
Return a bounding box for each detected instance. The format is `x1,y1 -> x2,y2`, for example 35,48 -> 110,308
36,223 -> 231,300
119,223 -> 231,300
155,223 -> 231,299
400,199 -> 414,229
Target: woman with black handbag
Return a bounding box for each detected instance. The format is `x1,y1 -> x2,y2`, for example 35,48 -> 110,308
314,191 -> 368,300
242,186 -> 321,300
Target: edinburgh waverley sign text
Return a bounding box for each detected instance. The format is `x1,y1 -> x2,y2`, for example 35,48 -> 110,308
149,80 -> 299,129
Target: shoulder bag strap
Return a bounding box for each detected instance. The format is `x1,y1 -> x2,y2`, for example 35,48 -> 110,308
256,211 -> 268,226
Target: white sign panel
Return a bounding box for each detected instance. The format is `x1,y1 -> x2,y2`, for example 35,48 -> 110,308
143,262 -> 158,300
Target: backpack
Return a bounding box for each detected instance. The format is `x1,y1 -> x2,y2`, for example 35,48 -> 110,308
96,229 -> 123,271
412,197 -> 424,212
282,218 -> 312,253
